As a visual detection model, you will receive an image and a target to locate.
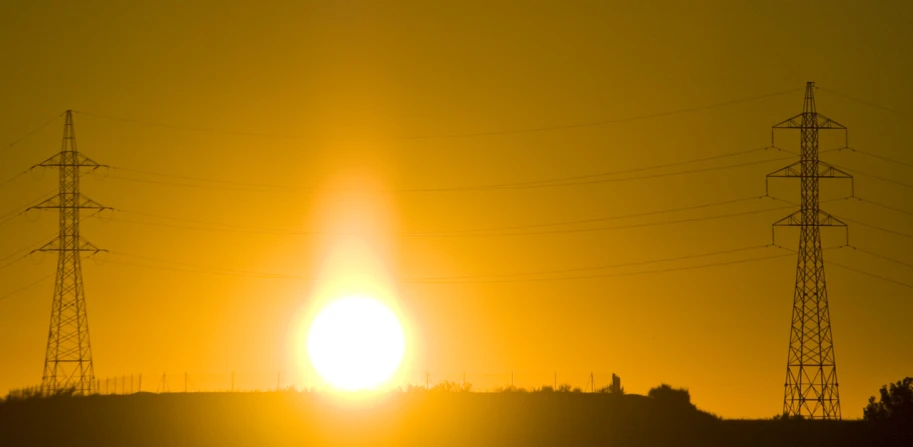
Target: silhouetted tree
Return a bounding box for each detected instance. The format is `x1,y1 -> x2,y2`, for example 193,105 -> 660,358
647,384 -> 691,407
864,377 -> 913,422
494,385 -> 528,393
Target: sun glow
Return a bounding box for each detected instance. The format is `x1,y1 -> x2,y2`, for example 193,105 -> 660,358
307,296 -> 405,391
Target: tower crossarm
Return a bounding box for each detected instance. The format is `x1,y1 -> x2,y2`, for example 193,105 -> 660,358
771,209 -> 849,246
27,193 -> 111,211
32,152 -> 106,170
765,160 -> 854,196
767,160 -> 853,179
33,237 -> 105,254
772,112 -> 847,130
773,209 -> 846,228
771,110 -> 849,149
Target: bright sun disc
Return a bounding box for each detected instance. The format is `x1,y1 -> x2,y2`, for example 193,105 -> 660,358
307,296 -> 405,390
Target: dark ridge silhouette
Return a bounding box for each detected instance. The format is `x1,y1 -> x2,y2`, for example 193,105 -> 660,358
1,389 -> 910,446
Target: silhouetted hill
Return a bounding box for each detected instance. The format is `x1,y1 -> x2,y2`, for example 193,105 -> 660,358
1,392 -> 909,446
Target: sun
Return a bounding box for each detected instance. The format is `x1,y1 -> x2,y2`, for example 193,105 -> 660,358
307,296 -> 405,391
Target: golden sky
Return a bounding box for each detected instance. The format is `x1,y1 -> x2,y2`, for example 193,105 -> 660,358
1,0 -> 911,418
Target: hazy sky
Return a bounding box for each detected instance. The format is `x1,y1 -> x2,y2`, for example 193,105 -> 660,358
1,0 -> 911,418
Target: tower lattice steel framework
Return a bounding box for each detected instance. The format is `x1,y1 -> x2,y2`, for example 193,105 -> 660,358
31,110 -> 107,395
767,82 -> 852,419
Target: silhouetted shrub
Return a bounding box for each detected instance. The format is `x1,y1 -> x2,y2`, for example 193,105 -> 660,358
772,412 -> 806,421
431,380 -> 473,393
2,385 -> 76,403
647,384 -> 691,407
529,386 -> 555,393
493,385 -> 528,393
864,377 -> 913,422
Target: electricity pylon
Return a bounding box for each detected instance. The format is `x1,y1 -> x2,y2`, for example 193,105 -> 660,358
30,110 -> 108,395
767,82 -> 852,419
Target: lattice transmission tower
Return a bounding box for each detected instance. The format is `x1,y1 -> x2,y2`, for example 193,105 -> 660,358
30,110 -> 108,395
767,82 -> 852,419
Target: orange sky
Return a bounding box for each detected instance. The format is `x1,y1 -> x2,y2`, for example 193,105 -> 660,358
1,1 -> 912,418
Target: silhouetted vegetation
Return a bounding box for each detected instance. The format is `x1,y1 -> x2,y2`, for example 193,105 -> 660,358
491,385 -> 528,393
647,383 -> 692,407
2,385 -> 77,403
430,380 -> 473,393
864,377 -> 913,422
772,412 -> 806,421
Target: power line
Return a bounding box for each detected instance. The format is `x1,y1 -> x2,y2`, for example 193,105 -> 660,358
106,217 -> 319,236
0,241 -> 48,263
3,113 -> 64,151
107,252 -> 306,280
103,174 -> 289,193
414,146 -> 772,190
0,253 -> 31,270
103,246 -> 793,285
111,167 -> 307,191
817,86 -> 913,120
820,162 -> 913,191
826,260 -> 913,290
836,215 -> 913,241
404,204 -> 793,238
767,195 -> 847,208
101,258 -> 300,280
113,194 -> 768,237
0,170 -> 29,190
775,146 -> 913,190
848,246 -> 913,269
403,88 -> 803,139
409,195 -> 767,235
403,155 -> 794,192
774,244 -> 913,289
404,244 -> 771,281
768,195 -> 913,241
854,196 -> 913,218
834,146 -> 913,170
116,210 -> 315,234
109,201 -> 792,238
76,110 -> 303,140
101,147 -> 790,194
0,238 -> 49,267
408,251 -> 795,284
0,190 -> 60,227
0,274 -> 54,302
75,88 -> 801,140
